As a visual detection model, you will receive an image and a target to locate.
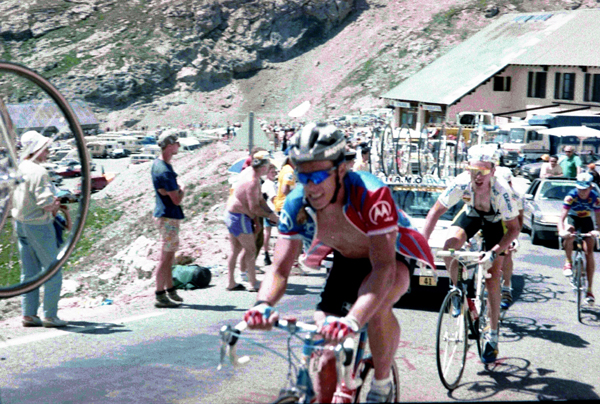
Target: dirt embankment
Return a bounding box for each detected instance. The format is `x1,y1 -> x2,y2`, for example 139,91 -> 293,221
0,141 -> 247,322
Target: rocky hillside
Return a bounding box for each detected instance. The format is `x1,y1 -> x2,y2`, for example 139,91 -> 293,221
1,0 -> 597,127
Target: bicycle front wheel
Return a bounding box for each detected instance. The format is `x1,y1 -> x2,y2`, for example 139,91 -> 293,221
0,61 -> 90,298
436,289 -> 468,390
353,355 -> 400,403
475,293 -> 488,359
574,253 -> 585,323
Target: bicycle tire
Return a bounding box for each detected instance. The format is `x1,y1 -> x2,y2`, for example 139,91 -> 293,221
476,293 -> 488,359
380,124 -> 396,177
0,61 -> 90,299
574,253 -> 585,323
435,289 -> 468,390
271,394 -> 300,404
353,355 -> 400,403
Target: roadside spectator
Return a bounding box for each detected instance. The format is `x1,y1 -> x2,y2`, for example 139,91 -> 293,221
354,145 -> 371,172
273,155 -> 295,215
261,164 -> 278,266
540,154 -> 563,178
345,148 -> 357,170
559,145 -> 582,178
588,163 -> 600,187
13,131 -> 66,328
225,151 -> 279,291
151,131 -> 185,308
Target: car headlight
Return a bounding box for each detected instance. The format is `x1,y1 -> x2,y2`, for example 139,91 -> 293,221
534,213 -> 560,225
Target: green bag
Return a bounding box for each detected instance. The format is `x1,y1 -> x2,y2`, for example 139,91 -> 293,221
172,265 -> 212,290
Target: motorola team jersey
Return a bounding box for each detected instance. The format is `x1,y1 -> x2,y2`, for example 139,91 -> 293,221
438,171 -> 519,223
277,170 -> 435,269
563,188 -> 600,218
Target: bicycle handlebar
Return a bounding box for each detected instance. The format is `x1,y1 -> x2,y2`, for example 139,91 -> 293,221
436,250 -> 481,259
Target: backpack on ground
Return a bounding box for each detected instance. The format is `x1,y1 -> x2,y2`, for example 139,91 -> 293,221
172,265 -> 212,290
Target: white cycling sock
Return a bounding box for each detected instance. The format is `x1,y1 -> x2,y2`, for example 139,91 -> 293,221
371,374 -> 393,391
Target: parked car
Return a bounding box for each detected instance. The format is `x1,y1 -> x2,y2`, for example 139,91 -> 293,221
109,148 -> 130,159
521,151 -> 600,181
389,180 -> 482,292
522,177 -> 600,245
129,154 -> 156,166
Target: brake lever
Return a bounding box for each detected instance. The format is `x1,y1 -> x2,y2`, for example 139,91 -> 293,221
217,323 -> 250,370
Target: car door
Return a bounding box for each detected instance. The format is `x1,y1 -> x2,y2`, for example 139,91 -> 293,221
523,179 -> 541,230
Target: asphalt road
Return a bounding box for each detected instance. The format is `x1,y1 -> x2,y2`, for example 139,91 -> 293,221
1,228 -> 599,403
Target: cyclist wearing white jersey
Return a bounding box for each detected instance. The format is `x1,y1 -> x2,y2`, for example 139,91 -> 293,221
243,122 -> 434,403
422,144 -> 520,364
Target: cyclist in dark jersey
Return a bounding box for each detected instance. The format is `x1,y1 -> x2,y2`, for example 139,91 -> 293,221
557,172 -> 600,305
243,122 -> 434,403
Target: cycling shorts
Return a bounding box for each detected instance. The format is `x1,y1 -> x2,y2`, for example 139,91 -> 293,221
452,211 -> 505,250
315,250 -> 415,317
567,215 -> 594,233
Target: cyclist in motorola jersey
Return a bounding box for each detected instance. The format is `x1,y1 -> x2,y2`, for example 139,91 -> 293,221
243,122 -> 434,403
557,172 -> 600,305
422,144 -> 521,364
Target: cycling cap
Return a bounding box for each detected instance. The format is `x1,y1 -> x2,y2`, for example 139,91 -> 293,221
21,130 -> 51,156
288,122 -> 346,165
467,144 -> 501,165
251,150 -> 271,168
576,172 -> 594,189
495,166 -> 513,182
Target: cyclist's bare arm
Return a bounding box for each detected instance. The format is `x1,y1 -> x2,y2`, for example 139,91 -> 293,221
247,237 -> 303,329
557,207 -> 570,235
423,200 -> 449,240
344,230 -> 399,329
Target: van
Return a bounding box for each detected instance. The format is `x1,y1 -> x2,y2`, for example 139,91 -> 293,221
87,141 -> 119,158
129,154 -> 156,166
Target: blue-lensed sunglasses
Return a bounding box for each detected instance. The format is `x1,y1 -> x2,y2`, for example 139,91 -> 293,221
295,166 -> 337,185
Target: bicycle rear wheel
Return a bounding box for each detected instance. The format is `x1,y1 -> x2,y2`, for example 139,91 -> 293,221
0,61 -> 90,298
475,293 -> 488,359
435,289 -> 468,390
574,253 -> 585,323
353,355 -> 400,403
380,124 -> 397,176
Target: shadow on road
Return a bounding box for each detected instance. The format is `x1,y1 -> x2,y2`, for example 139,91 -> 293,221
449,357 -> 599,401
59,321 -> 130,335
500,316 -> 589,348
183,304 -> 246,312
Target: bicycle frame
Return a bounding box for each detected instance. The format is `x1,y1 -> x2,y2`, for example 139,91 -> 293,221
218,318 -> 373,403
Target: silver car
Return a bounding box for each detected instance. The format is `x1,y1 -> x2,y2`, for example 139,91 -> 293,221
523,177 -> 600,245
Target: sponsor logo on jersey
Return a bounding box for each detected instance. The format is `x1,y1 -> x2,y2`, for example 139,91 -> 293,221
502,192 -> 513,212
462,191 -> 472,203
369,200 -> 394,225
279,211 -> 294,233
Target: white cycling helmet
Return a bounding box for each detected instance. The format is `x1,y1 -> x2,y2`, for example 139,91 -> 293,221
467,144 -> 501,165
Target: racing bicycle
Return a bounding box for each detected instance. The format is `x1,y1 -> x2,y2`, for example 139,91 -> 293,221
435,249 -> 490,390
559,231 -> 599,323
0,61 -> 90,298
218,316 -> 400,403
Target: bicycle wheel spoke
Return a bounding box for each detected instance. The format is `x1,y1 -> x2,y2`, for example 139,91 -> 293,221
0,62 -> 90,298
436,290 -> 468,390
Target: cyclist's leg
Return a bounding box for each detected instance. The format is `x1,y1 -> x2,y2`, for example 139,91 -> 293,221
313,310 -> 337,403
364,258 -> 408,381
501,250 -> 514,309
485,257 -> 504,331
581,217 -> 595,299
563,218 -> 577,274
444,211 -> 479,285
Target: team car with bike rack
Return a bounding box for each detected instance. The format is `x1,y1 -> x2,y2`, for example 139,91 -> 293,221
385,174 -> 483,292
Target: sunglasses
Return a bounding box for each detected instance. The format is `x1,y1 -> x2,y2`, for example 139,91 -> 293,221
466,166 -> 491,176
295,166 -> 337,185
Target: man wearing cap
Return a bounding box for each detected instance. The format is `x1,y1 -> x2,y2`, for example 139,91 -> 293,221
13,131 -> 67,328
225,151 -> 279,292
558,172 -> 600,305
151,131 -> 185,308
559,146 -> 582,178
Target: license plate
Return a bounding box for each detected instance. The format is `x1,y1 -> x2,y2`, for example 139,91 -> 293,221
419,276 -> 437,287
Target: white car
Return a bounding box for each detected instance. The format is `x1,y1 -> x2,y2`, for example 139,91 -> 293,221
388,178 -> 482,291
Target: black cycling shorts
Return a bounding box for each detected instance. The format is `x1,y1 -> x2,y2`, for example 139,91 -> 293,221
567,215 -> 594,233
451,211 -> 505,250
315,250 -> 415,317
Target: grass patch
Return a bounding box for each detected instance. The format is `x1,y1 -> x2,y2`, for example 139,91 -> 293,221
347,57 -> 377,86
0,221 -> 20,287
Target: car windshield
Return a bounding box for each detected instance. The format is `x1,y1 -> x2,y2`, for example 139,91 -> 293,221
392,189 -> 463,220
538,182 -> 574,200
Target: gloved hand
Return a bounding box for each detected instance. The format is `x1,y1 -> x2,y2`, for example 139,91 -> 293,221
479,250 -> 497,273
244,303 -> 277,329
591,230 -> 600,239
319,315 -> 360,343
559,230 -> 572,239
508,239 -> 520,252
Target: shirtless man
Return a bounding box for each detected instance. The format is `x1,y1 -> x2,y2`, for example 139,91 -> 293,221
243,123 -> 434,403
225,151 -> 279,292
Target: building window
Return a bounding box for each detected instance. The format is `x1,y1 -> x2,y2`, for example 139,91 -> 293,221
527,72 -> 547,98
493,76 -> 511,92
554,72 -> 576,100
584,73 -> 600,102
